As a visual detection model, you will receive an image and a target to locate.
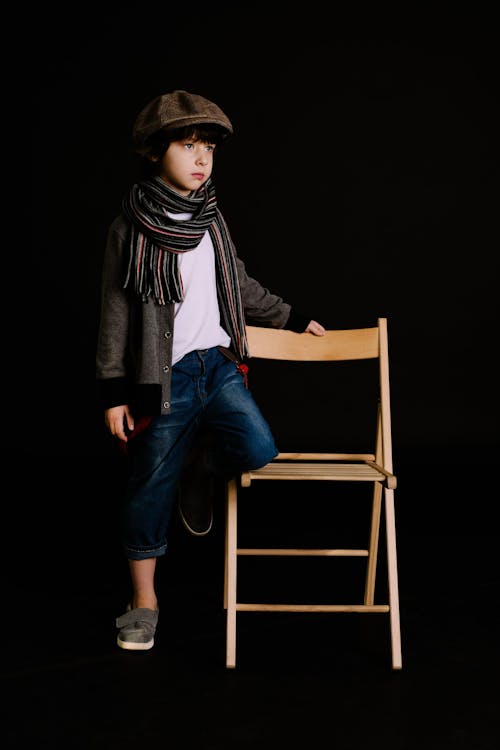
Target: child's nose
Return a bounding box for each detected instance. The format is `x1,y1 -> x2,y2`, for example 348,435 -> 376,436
195,148 -> 208,165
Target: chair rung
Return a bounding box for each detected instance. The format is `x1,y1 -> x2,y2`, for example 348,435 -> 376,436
236,604 -> 390,613
237,548 -> 369,557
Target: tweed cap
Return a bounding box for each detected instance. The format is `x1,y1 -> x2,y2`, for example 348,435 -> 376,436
133,89 -> 233,153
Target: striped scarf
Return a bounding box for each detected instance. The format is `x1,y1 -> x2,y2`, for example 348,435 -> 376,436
122,175 -> 248,359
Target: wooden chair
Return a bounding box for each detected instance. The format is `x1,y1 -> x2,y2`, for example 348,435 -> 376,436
224,318 -> 402,669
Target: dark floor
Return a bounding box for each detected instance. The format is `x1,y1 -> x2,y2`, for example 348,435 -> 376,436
3,452 -> 499,749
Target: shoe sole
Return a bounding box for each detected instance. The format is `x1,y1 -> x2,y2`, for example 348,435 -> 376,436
178,505 -> 213,537
117,636 -> 154,651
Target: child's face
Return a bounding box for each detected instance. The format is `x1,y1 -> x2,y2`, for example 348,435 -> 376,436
153,137 -> 215,195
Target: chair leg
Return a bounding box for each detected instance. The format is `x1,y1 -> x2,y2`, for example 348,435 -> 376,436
223,484 -> 228,610
225,478 -> 238,668
364,482 -> 383,605
384,487 -> 402,669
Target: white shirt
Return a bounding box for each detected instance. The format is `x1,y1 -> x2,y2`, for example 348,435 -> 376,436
170,211 -> 231,365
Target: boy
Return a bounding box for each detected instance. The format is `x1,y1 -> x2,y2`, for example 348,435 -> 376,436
96,89 -> 325,650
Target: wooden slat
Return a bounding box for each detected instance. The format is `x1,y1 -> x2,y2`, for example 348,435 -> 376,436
276,452 -> 376,461
246,325 -> 379,361
236,604 -> 390,613
237,548 -> 369,557
242,463 -> 387,483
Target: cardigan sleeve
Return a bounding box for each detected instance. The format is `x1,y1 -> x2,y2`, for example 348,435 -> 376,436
235,256 -> 312,332
235,256 -> 291,328
95,215 -> 132,408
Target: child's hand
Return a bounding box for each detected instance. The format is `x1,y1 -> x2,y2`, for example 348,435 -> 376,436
305,320 -> 326,336
104,405 -> 135,442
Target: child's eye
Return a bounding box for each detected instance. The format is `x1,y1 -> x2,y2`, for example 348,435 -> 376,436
205,144 -> 215,152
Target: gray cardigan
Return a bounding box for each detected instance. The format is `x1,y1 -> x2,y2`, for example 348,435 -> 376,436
96,214 -> 305,416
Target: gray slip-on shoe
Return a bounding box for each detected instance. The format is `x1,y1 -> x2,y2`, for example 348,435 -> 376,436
116,607 -> 159,651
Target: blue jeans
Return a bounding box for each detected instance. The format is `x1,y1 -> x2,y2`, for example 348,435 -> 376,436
122,347 -> 278,560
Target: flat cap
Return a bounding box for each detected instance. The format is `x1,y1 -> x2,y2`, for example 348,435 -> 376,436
133,89 -> 233,153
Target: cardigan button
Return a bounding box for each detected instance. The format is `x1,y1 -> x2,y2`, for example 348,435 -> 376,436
164,331 -> 172,338
163,401 -> 170,409
163,365 -> 170,373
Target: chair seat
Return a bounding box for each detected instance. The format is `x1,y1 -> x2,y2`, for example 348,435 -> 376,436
242,461 -> 396,488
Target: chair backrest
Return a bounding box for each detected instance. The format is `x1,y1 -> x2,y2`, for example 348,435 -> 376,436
245,318 -> 393,473
246,324 -> 380,362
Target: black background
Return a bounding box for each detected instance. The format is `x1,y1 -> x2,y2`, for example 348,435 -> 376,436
25,6 -> 497,461
10,5 -> 500,747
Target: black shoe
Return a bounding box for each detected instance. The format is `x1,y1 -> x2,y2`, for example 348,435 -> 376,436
178,458 -> 215,536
